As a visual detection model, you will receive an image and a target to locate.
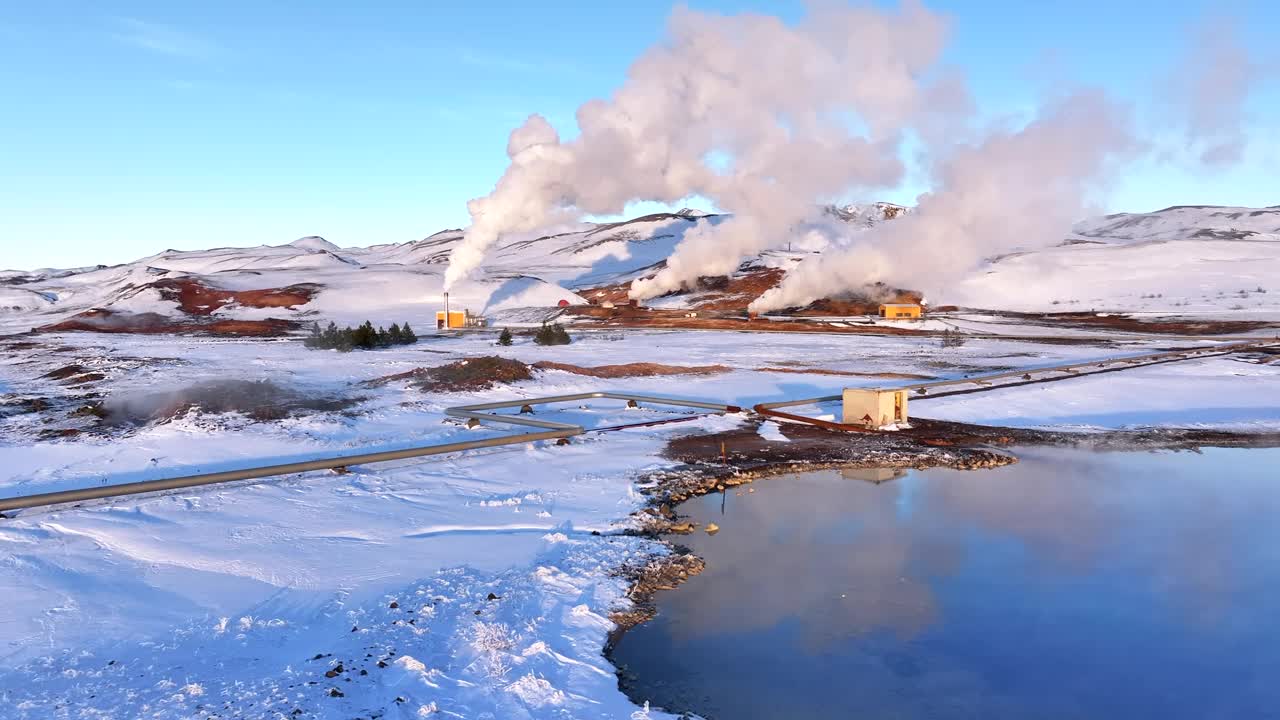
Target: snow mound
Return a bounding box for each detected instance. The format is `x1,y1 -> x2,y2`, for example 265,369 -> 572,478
1072,205 -> 1280,245
0,288 -> 55,312
289,235 -> 342,252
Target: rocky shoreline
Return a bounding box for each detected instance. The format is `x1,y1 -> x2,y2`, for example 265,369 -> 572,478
606,416 -> 1280,642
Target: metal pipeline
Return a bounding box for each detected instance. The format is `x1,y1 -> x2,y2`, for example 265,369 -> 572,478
0,428 -> 579,513
0,391 -> 740,514
753,339 -> 1278,431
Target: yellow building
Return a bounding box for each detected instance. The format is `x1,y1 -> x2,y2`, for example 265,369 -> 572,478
842,387 -> 909,429
878,303 -> 922,319
436,310 -> 466,329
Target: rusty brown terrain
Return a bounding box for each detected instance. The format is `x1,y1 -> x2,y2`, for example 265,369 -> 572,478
994,310 -> 1276,336
151,278 -> 318,315
532,361 -> 731,378
39,309 -> 299,336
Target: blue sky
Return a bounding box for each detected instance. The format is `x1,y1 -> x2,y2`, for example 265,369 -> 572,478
2,0 -> 1276,269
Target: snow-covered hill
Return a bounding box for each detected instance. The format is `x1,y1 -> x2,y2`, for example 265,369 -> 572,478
3,204 -> 1277,334
0,212 -> 719,334
950,205 -> 1280,314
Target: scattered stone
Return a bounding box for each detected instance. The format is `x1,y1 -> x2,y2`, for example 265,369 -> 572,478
329,688 -> 344,698
668,522 -> 696,534
389,601 -> 399,609
324,664 -> 344,678
704,523 -> 720,535
486,592 -> 501,601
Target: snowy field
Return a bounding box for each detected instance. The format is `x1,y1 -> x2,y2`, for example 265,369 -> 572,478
1,327 -> 1278,718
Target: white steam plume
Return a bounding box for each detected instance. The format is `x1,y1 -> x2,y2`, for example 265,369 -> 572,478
1173,18 -> 1260,167
444,1 -> 962,292
750,90 -> 1138,313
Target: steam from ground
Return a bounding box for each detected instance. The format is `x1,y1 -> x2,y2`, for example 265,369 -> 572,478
446,1 -> 1263,306
751,90 -> 1138,312
103,379 -> 353,425
1173,18 -> 1259,167
445,1 -> 963,292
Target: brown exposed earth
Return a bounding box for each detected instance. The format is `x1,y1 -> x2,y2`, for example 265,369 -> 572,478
569,309 -> 932,335
532,361 -> 731,378
151,278 -> 319,316
646,417 -> 1280,508
38,309 -> 300,336
367,356 -> 535,392
573,267 -> 921,317
1001,311 -> 1277,336
368,357 -> 734,391
758,366 -> 934,380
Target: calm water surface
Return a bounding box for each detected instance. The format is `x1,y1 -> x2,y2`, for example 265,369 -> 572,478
611,448 -> 1280,719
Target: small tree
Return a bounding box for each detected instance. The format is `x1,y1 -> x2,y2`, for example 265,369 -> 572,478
401,323 -> 417,344
304,322 -> 322,349
534,322 -> 571,346
387,322 -> 404,345
353,321 -> 377,349
939,329 -> 966,349
498,327 -> 513,346
552,323 -> 571,345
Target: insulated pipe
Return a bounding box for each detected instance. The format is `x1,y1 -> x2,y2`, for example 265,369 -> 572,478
751,340 -> 1278,431
0,428 -> 578,513
0,391 -> 742,514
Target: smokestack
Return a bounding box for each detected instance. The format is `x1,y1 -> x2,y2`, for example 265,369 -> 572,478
444,291 -> 450,329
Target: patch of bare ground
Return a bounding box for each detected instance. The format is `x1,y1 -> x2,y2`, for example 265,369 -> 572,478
151,278 -> 319,316
781,283 -> 923,317
757,365 -> 934,380
38,309 -> 300,336
573,311 -> 934,335
2,340 -> 42,351
532,361 -> 730,378
688,268 -> 786,312
366,356 -> 535,392
641,417 -> 1280,509
997,310 -> 1276,335
41,364 -> 88,380
368,357 -> 731,391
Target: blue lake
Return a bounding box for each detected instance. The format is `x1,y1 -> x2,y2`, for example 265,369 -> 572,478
610,447 -> 1280,719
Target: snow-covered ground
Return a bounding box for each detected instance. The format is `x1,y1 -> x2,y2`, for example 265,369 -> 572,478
3,204 -> 1279,337
1,326 -> 1278,718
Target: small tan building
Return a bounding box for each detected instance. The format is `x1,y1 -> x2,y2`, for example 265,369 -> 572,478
878,303 -> 922,320
842,387 -> 909,429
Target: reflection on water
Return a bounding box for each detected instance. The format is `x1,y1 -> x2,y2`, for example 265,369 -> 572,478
611,448 -> 1280,719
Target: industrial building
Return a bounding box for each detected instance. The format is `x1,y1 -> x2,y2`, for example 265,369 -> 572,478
437,291 -> 486,329
842,387 -> 909,429
878,303 -> 922,319
435,309 -> 486,329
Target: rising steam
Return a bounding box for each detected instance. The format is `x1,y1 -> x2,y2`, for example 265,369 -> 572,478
1173,18 -> 1260,167
750,90 -> 1138,313
444,1 -> 962,292
446,1 -> 1263,307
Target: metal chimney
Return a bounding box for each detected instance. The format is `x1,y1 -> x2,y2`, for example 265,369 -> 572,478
444,291 -> 450,329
